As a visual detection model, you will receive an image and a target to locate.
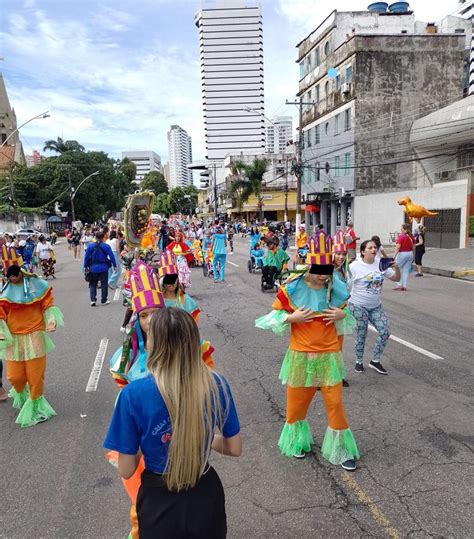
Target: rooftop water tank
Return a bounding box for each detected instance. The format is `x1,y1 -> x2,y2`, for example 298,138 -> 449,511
388,2 -> 410,13
367,2 -> 388,12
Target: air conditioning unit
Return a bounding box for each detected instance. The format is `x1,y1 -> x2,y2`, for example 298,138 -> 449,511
342,82 -> 351,94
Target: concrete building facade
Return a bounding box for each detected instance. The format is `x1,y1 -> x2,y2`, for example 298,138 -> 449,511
121,151 -> 161,184
451,0 -> 473,95
265,116 -> 293,154
296,7 -> 472,246
167,125 -> 193,188
25,150 -> 44,168
195,0 -> 265,162
0,74 -> 25,166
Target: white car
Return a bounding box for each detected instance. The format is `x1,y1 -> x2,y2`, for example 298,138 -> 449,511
15,228 -> 50,241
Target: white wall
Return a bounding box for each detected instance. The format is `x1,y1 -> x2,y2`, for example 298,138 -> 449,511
353,180 -> 469,248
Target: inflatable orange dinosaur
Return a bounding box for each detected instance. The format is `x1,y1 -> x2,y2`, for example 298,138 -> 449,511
398,196 -> 438,223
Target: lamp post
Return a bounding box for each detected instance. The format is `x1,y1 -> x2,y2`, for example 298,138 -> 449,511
1,111 -> 50,148
70,171 -> 100,222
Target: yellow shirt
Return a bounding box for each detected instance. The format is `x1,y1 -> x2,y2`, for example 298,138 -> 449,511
296,232 -> 308,248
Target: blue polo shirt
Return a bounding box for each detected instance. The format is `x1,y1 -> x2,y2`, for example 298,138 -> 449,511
212,233 -> 227,255
104,374 -> 240,473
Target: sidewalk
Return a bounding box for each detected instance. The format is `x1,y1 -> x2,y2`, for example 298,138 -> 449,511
422,248 -> 474,279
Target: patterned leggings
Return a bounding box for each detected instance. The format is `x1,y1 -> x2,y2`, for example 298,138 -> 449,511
349,303 -> 390,363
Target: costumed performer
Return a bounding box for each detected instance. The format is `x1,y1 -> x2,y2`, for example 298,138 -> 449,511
159,251 -> 214,368
167,229 -> 194,265
255,232 -> 359,470
171,244 -> 192,290
0,265 -> 63,427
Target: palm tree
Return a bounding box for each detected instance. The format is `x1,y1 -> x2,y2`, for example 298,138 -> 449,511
230,158 -> 268,221
43,137 -> 85,154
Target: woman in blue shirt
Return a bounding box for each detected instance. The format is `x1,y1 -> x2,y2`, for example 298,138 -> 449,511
104,308 -> 241,538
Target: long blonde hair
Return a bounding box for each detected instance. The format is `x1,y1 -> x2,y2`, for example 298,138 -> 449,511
147,307 -> 224,492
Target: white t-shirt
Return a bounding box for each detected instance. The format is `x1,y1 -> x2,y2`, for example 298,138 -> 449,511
106,238 -> 119,253
348,259 -> 395,309
36,242 -> 53,260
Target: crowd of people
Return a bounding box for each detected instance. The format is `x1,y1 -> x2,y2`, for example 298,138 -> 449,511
0,211 -> 430,538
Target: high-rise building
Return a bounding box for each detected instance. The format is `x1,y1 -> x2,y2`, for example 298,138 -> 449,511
167,125 -> 193,188
0,74 -> 26,165
296,5 -> 471,246
195,0 -> 265,162
265,116 -> 293,154
121,151 -> 161,184
25,150 -> 44,167
162,162 -> 170,186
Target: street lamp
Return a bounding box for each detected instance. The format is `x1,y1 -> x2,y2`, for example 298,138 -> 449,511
1,111 -> 50,148
70,170 -> 99,222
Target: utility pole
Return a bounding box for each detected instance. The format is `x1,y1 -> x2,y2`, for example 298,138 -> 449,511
68,168 -> 76,222
284,156 -> 289,222
213,162 -> 218,218
286,96 -> 313,239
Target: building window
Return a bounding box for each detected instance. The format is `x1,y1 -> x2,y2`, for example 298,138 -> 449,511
344,109 -> 351,131
335,114 -> 340,135
336,75 -> 341,90
344,153 -> 351,175
315,46 -> 320,66
334,155 -> 340,177
299,61 -> 305,79
325,80 -> 330,96
315,84 -> 320,104
315,124 -> 320,145
345,65 -> 353,83
325,122 -> 329,136
316,161 -> 320,181
306,129 -> 312,147
306,55 -> 312,73
324,41 -> 330,56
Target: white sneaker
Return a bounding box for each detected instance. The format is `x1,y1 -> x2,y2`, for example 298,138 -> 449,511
102,300 -> 111,306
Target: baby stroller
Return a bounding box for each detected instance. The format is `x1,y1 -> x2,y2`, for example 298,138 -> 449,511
203,248 -> 215,278
247,245 -> 264,274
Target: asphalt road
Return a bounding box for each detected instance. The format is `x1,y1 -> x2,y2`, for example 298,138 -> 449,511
1,238 -> 473,538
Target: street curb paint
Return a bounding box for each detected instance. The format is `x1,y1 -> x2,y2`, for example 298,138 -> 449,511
86,338 -> 109,392
341,472 -> 401,539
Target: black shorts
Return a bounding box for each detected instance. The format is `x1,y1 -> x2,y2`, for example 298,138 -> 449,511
137,466 -> 227,539
415,248 -> 425,266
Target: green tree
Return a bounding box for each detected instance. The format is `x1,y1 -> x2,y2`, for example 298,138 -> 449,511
141,171 -> 168,196
230,158 -> 268,220
43,136 -> 85,154
155,193 -> 171,216
119,157 -> 137,184
154,186 -> 198,216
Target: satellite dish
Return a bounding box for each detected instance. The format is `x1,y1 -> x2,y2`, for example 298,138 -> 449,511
327,68 -> 338,78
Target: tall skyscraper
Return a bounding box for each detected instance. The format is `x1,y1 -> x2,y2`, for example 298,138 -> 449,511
167,125 -> 193,188
265,116 -> 293,153
195,0 -> 265,161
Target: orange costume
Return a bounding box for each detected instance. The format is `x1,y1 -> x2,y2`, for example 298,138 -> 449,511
0,269 -> 63,427
256,233 -> 359,466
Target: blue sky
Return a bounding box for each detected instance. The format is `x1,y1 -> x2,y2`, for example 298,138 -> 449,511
1,0 -> 460,163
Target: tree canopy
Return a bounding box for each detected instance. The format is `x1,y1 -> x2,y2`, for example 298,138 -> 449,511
229,158 -> 268,219
141,171 -> 168,196
0,144 -> 135,222
154,185 -> 198,216
43,137 -> 85,154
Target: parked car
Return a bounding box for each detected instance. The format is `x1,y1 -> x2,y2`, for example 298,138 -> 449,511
15,228 -> 50,241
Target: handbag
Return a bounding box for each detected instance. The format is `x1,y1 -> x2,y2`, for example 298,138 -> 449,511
84,267 -> 92,282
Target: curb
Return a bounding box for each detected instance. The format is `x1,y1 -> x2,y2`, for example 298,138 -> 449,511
422,266 -> 474,279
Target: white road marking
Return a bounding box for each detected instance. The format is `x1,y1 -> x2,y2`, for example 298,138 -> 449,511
228,261 -> 240,267
113,287 -> 121,302
85,338 -> 109,392
368,326 -> 444,360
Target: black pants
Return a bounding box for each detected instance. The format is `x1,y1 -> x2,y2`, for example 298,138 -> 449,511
89,271 -> 109,303
415,247 -> 425,266
262,265 -> 278,286
137,467 -> 227,539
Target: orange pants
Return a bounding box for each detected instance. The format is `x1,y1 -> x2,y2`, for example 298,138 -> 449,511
7,356 -> 46,399
286,383 -> 349,430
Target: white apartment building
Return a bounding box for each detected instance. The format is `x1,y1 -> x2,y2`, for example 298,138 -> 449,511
265,116 -> 293,153
167,125 -> 193,188
121,151 -> 161,184
195,0 -> 265,163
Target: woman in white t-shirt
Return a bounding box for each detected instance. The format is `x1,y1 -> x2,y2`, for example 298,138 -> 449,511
348,240 -> 400,376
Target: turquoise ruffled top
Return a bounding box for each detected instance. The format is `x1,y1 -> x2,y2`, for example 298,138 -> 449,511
1,277 -> 49,304
164,293 -> 199,314
285,274 -> 349,313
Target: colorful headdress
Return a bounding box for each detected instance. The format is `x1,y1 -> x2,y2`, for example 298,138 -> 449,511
306,231 -> 333,266
158,251 -> 178,278
129,262 -> 164,312
332,230 -> 347,255
1,244 -> 23,271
